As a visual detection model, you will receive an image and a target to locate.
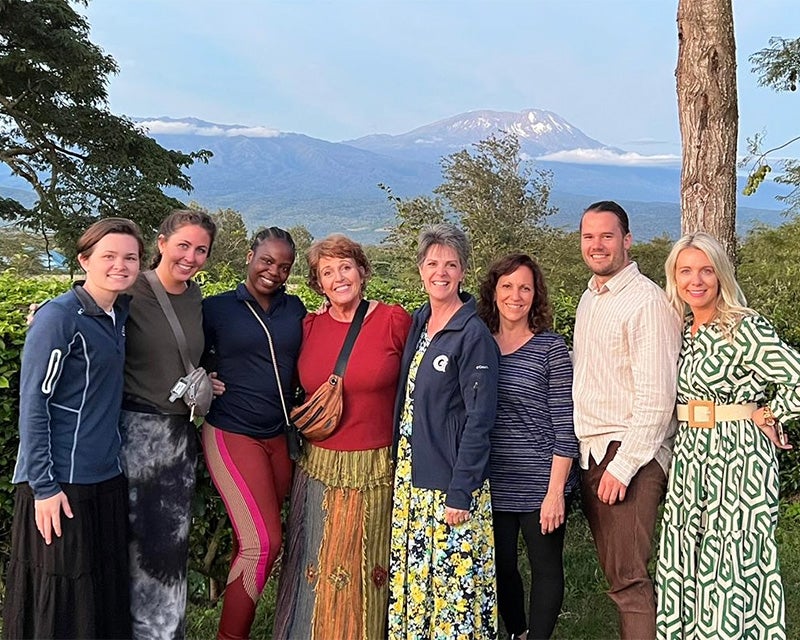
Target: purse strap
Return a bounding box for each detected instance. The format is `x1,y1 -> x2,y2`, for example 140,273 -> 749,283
244,300 -> 292,426
333,298 -> 369,377
243,297 -> 369,423
144,270 -> 195,375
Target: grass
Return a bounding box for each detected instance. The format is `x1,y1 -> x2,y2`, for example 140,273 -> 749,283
186,501 -> 800,639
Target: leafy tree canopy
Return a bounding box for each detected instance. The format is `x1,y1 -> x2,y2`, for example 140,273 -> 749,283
190,205 -> 249,283
742,36 -> 800,215
381,132 -> 555,288
436,133 -> 556,283
286,223 -> 314,278
0,0 -> 210,267
0,222 -> 64,275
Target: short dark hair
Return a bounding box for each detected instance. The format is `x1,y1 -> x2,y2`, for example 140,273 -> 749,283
151,209 -> 217,268
580,200 -> 630,236
477,253 -> 552,335
77,218 -> 144,259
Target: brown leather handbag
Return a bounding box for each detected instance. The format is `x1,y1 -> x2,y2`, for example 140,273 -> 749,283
290,299 -> 368,441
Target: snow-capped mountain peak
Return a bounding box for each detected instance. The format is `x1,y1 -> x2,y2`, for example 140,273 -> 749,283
343,108 -> 611,162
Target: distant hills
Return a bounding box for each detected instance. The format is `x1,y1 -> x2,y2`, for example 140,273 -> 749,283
0,109 -> 789,244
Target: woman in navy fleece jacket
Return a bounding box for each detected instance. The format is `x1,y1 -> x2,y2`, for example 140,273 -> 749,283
4,218 -> 143,640
388,223 -> 500,639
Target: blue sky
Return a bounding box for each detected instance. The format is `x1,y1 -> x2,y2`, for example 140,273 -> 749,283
84,1 -> 799,163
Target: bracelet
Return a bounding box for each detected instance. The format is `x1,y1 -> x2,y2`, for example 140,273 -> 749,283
763,405 -> 776,428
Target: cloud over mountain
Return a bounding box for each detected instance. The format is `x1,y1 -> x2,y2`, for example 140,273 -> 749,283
537,148 -> 681,167
68,110 -> 783,243
137,118 -> 280,138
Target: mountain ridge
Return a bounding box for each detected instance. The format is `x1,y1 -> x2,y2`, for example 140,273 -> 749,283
345,108 -> 618,162
0,110 -> 788,244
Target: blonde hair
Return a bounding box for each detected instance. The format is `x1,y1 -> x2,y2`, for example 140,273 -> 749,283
664,231 -> 754,337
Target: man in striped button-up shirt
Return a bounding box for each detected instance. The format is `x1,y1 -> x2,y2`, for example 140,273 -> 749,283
573,200 -> 682,640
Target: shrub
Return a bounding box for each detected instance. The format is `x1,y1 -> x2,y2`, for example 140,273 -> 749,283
3,219 -> 800,604
0,271 -> 72,582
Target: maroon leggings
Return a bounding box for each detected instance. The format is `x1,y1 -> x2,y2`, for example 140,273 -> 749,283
202,423 -> 292,640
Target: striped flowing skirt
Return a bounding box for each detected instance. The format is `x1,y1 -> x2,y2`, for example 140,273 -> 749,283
273,443 -> 393,640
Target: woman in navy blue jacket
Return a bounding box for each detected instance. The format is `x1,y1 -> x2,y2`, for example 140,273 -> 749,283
388,223 -> 500,639
4,218 -> 143,639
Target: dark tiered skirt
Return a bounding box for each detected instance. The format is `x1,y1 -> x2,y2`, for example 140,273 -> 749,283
2,475 -> 131,639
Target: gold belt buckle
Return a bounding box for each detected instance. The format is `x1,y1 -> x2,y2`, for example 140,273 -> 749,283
688,399 -> 715,428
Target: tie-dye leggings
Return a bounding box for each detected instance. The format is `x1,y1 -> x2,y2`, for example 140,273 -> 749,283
120,410 -> 197,640
202,422 -> 293,640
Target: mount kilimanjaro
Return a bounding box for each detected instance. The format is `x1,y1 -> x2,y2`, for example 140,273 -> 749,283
0,109 -> 786,243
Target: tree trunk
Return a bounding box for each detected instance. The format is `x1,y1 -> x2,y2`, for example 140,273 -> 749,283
676,0 -> 738,261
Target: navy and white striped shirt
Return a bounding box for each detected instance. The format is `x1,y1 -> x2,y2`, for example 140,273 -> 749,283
489,331 -> 579,511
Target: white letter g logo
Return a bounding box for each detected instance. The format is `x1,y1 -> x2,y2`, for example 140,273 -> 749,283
433,355 -> 449,373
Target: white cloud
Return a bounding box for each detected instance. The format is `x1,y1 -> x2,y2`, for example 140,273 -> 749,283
229,126 -> 282,138
537,148 -> 681,167
624,137 -> 671,146
137,120 -> 281,138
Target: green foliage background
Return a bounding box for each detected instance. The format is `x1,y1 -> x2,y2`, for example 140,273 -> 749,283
0,271 -> 74,568
1,219 -> 799,608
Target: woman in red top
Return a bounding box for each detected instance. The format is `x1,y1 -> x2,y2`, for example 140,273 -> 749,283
273,234 -> 411,640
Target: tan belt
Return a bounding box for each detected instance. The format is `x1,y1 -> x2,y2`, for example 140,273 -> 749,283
676,401 -> 757,428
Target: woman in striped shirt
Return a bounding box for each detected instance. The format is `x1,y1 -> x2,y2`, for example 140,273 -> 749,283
477,253 -> 579,640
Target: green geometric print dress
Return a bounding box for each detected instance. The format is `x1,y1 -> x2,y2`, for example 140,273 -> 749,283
656,315 -> 800,640
388,331 -> 497,640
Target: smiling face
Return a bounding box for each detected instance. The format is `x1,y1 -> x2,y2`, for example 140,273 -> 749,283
246,237 -> 294,302
78,232 -> 141,306
317,256 -> 364,309
580,210 -> 632,286
156,223 -> 212,290
675,246 -> 719,322
418,243 -> 464,305
495,265 -> 534,327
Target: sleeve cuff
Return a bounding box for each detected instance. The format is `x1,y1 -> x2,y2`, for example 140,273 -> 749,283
32,483 -> 62,501
605,455 -> 637,487
445,489 -> 473,511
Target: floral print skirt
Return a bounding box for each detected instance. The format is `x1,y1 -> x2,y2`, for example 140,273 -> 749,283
388,434 -> 497,639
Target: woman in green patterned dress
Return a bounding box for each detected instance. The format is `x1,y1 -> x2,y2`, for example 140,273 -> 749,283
656,232 -> 799,640
388,223 -> 500,639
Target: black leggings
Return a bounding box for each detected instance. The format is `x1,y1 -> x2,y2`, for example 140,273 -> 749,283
493,508 -> 568,639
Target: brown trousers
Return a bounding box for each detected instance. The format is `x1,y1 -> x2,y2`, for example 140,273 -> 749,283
581,441 -> 666,640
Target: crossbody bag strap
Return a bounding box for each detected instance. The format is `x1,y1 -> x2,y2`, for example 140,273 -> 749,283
144,270 -> 194,375
333,298 -> 369,377
244,301 -> 292,425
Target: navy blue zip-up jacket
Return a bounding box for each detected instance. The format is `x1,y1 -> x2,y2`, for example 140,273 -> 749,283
13,285 -> 130,500
393,294 -> 499,510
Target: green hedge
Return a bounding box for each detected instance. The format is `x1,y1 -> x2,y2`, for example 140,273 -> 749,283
0,271 -> 73,571
2,220 -> 800,601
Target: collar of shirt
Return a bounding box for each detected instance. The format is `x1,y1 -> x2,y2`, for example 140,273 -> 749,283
587,261 -> 640,295
234,282 -> 286,313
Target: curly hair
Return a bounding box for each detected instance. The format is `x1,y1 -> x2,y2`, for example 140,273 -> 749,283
477,253 -> 552,335
306,233 -> 372,296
